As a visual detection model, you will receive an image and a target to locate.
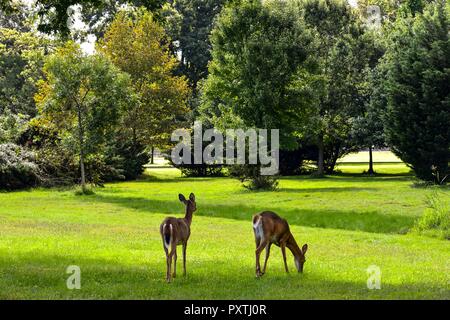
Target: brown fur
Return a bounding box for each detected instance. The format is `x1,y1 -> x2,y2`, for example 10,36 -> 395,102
253,211 -> 308,277
160,193 -> 196,283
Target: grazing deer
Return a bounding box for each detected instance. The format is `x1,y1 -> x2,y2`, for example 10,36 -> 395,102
160,193 -> 196,283
253,211 -> 308,277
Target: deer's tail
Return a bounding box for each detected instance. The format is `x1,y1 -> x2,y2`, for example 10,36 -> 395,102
162,223 -> 173,249
253,215 -> 264,242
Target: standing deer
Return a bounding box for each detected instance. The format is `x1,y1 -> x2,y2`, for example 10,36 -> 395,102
253,211 -> 308,277
160,193 -> 196,283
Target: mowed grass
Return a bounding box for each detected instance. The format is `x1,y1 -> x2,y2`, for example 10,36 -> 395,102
339,150 -> 403,163
0,161 -> 449,299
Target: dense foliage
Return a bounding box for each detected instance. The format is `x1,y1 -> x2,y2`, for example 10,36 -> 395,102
0,27 -> 53,116
0,0 -> 449,190
383,0 -> 450,184
99,9 -> 190,150
35,42 -> 132,190
199,0 -> 319,187
0,142 -> 41,189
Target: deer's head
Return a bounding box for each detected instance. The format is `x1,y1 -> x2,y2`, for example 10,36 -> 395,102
179,193 -> 197,213
294,244 -> 308,273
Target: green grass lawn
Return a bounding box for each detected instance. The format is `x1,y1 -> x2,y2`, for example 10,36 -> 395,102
339,150 -> 403,163
0,163 -> 449,299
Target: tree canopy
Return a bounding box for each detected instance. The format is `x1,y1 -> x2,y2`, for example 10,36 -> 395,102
98,9 -> 190,149
35,42 -> 132,190
383,0 -> 450,183
0,27 -> 54,116
201,0 -> 318,149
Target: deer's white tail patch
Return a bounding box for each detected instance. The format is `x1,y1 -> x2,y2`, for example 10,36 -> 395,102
253,216 -> 264,242
163,223 -> 173,249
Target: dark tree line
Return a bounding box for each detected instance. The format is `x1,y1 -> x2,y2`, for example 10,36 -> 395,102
1,0 -> 449,190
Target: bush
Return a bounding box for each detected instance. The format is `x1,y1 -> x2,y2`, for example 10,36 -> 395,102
412,191 -> 450,240
229,165 -> 278,190
164,143 -> 223,177
74,185 -> 95,196
34,145 -> 78,186
0,143 -> 41,190
23,119 -> 148,186
83,152 -> 125,186
113,140 -> 150,180
175,163 -> 224,177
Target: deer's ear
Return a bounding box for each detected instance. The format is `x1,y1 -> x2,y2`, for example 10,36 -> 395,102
189,193 -> 195,202
302,244 -> 308,255
178,194 -> 186,202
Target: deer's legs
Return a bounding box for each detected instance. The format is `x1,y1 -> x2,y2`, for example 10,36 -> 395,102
167,246 -> 177,283
255,235 -> 261,248
166,255 -> 172,283
163,246 -> 171,283
166,258 -> 171,282
169,241 -> 177,279
173,250 -> 177,278
255,239 -> 269,277
281,243 -> 289,273
262,243 -> 272,274
182,242 -> 187,277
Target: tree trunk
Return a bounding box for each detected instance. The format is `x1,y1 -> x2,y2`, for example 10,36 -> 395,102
151,146 -> 155,165
368,145 -> 374,175
132,127 -> 137,149
77,108 -> 86,191
80,150 -> 86,190
326,144 -> 340,174
317,134 -> 324,176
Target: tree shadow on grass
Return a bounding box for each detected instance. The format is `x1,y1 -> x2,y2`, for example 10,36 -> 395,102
314,174 -> 414,182
0,253 -> 446,300
141,170 -> 415,184
81,193 -> 416,235
273,187 -> 379,194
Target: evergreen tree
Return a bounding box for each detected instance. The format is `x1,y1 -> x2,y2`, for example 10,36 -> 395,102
384,0 -> 450,183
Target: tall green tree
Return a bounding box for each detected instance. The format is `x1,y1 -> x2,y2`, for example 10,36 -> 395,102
162,0 -> 227,91
35,42 -> 132,191
200,0 -> 317,187
0,28 -> 53,116
383,0 -> 450,184
300,0 -> 367,175
98,9 -> 190,153
348,30 -> 386,175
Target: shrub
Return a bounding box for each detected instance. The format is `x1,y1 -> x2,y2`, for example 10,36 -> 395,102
164,142 -> 223,177
412,191 -> 450,240
74,185 -> 95,196
34,145 -> 78,186
174,162 -> 224,177
24,119 -> 147,186
83,153 -> 125,186
113,140 -> 150,180
0,143 -> 41,190
229,165 -> 278,191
